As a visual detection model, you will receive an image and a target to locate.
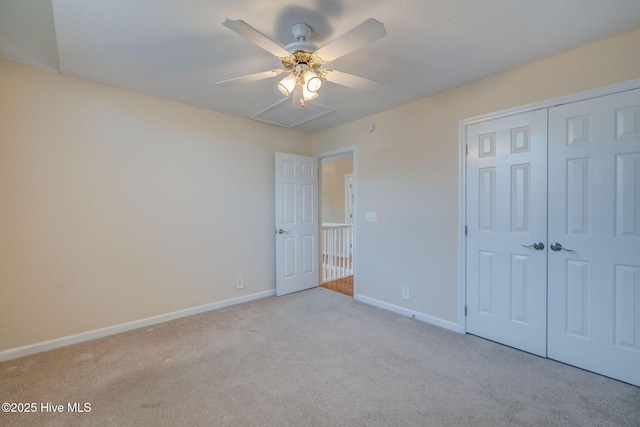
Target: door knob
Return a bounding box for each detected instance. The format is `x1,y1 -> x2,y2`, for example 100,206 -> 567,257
550,242 -> 574,252
522,242 -> 545,250
276,229 -> 290,234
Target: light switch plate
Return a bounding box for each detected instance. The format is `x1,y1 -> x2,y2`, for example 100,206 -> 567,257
365,212 -> 377,222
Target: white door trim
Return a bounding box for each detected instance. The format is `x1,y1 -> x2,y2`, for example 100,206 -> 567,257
316,146 -> 357,296
458,78 -> 640,332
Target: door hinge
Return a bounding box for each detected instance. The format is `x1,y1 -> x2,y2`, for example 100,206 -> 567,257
465,225 -> 467,236
465,145 -> 468,155
465,306 -> 467,316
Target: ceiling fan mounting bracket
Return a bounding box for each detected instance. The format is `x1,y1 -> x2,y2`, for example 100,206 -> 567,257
292,23 -> 311,41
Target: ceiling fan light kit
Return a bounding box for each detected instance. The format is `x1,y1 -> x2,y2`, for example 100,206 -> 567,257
277,73 -> 296,96
217,18 -> 386,109
277,63 -> 322,107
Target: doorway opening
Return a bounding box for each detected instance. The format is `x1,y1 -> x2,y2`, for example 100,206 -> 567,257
319,150 -> 355,297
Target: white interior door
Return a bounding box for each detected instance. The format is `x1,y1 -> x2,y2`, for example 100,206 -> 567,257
547,88 -> 640,386
275,152 -> 319,296
466,110 -> 548,356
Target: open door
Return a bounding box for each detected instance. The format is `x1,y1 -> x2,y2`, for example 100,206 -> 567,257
275,152 -> 319,296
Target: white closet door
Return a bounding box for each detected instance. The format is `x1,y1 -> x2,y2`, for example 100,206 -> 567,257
548,88 -> 640,386
466,110 -> 548,356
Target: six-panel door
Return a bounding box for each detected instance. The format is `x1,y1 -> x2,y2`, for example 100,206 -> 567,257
275,152 -> 319,296
547,88 -> 640,386
466,110 -> 548,357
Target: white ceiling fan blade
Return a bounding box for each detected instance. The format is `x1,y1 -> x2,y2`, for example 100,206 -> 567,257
322,69 -> 382,92
314,18 -> 386,63
222,19 -> 291,58
216,69 -> 284,87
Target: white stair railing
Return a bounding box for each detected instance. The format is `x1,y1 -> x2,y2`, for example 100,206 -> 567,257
322,223 -> 353,282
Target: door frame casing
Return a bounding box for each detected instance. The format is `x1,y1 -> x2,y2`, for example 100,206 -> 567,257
458,78 -> 640,333
316,146 -> 357,296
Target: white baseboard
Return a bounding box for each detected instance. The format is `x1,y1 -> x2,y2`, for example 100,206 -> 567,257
0,289 -> 275,362
355,294 -> 463,333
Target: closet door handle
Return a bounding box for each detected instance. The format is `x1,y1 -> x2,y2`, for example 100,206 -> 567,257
522,242 -> 545,250
550,242 -> 574,252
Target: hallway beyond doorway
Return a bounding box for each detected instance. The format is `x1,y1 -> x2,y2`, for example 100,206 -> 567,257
321,276 -> 353,297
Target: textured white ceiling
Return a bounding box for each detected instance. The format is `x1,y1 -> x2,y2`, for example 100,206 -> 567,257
1,0 -> 639,133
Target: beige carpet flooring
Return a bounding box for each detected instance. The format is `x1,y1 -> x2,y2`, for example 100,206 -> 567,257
1,287 -> 639,426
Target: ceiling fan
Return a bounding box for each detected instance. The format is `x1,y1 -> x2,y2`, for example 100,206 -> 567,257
216,18 -> 386,108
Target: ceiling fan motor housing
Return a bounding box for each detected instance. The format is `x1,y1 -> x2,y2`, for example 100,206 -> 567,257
284,23 -> 319,56
281,50 -> 322,73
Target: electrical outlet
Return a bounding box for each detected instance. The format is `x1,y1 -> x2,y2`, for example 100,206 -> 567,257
402,286 -> 410,300
236,276 -> 244,290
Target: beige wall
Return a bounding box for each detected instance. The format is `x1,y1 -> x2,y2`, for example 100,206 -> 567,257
3,27 -> 640,353
0,59 -> 311,351
312,29 -> 640,325
321,156 -> 353,224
